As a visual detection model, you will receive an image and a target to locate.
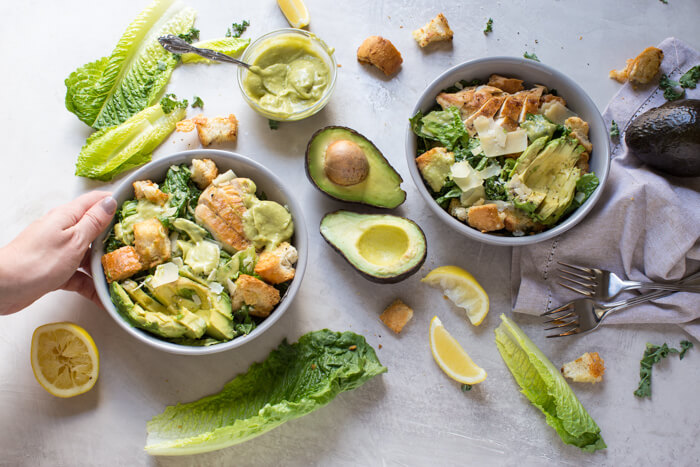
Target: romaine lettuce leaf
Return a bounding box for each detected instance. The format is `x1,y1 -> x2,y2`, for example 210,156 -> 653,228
75,103 -> 185,180
495,315 -> 606,452
181,37 -> 250,64
418,106 -> 468,150
65,0 -> 195,129
145,330 -> 386,455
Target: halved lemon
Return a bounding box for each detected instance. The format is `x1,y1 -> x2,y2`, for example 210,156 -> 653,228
30,322 -> 99,398
429,316 -> 487,385
277,0 -> 310,28
421,265 -> 489,325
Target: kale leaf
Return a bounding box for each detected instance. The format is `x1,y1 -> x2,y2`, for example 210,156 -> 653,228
434,180 -> 462,209
523,52 -> 540,62
178,27 -> 200,44
159,164 -> 201,227
226,20 -> 250,38
160,94 -> 188,114
679,65 -> 700,89
191,96 -> 204,108
634,340 -> 693,398
659,74 -> 685,101
483,18 -> 493,34
268,119 -> 280,130
609,120 -> 620,138
484,176 -> 508,201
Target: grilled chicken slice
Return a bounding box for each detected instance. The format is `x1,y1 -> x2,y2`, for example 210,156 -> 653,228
519,86 -> 547,121
436,85 -> 504,119
195,178 -> 256,253
464,95 -> 506,134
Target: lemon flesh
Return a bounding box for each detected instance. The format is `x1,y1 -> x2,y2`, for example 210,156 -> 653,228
277,0 -> 310,28
31,322 -> 99,398
429,316 -> 487,385
421,265 -> 489,325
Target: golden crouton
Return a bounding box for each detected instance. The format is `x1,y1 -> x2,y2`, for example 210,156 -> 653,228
193,114 -> 238,147
565,116 -> 593,153
254,242 -> 298,284
231,274 -> 281,318
190,158 -> 219,189
133,180 -> 169,206
380,299 -> 414,334
467,204 -> 505,232
133,218 -> 171,269
561,352 -> 605,383
101,246 -> 144,283
416,147 -> 455,192
412,13 -> 454,48
175,119 -> 196,132
609,47 -> 663,85
487,74 -> 524,94
357,36 -> 403,76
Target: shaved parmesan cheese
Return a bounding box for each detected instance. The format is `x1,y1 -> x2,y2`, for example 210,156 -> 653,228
542,101 -> 577,125
213,170 -> 237,186
479,130 -> 528,158
451,161 -> 483,192
208,282 -> 224,294
471,145 -> 483,156
460,185 -> 485,206
150,262 -> 179,288
191,294 -> 202,306
473,116 -> 492,134
478,163 -> 501,180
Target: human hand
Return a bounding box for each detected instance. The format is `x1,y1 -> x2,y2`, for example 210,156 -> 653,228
0,191 -> 117,315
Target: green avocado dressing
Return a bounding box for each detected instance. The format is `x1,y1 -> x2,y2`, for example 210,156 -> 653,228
242,198 -> 294,250
243,35 -> 330,117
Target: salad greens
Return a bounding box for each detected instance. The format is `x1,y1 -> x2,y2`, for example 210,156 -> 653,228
180,37 -> 250,64
495,315 -> 606,452
659,74 -> 684,101
634,340 -> 693,398
145,330 -> 386,455
609,120 -> 620,138
65,0 -> 196,129
226,19 -> 250,38
191,96 -> 204,108
483,18 -> 493,34
75,102 -> 186,180
523,52 -> 540,62
178,27 -> 200,43
679,65 -> 700,89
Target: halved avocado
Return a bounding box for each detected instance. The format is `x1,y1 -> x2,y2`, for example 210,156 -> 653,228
320,210 -> 426,283
306,126 -> 406,208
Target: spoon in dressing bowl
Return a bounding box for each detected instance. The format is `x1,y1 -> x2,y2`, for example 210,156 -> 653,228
158,35 -> 252,69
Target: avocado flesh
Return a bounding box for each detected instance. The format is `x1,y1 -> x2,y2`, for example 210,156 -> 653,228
320,210 -> 426,283
509,137 -> 583,225
110,282 -> 189,339
520,114 -> 557,142
306,126 -> 406,208
625,99 -> 700,177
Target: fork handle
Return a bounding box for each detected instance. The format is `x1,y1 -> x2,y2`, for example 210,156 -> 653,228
620,281 -> 700,294
604,273 -> 700,318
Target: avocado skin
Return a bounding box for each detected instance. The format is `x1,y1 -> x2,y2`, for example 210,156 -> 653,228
319,210 -> 427,284
625,99 -> 700,177
305,126 -> 406,208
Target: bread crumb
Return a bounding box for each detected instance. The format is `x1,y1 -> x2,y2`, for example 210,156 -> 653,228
609,47 -> 663,85
412,13 -> 454,48
380,299 -> 414,333
357,36 -> 403,76
561,352 -> 605,383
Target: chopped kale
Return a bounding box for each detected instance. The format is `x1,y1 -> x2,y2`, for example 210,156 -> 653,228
484,176 -> 508,201
523,52 -> 540,62
634,340 -> 693,398
679,65 -> 700,89
609,120 -> 620,138
483,18 -> 493,34
461,384 -> 473,392
191,96 -> 204,108
159,164 -> 201,227
268,119 -> 280,130
226,20 -> 250,38
178,27 -> 200,44
659,74 -> 685,101
160,94 -> 188,114
434,180 -> 462,209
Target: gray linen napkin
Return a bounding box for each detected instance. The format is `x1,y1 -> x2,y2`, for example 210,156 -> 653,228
512,37 -> 700,339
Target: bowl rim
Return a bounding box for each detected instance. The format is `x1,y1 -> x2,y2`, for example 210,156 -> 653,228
237,28 -> 338,121
90,149 -> 308,355
404,56 -> 611,246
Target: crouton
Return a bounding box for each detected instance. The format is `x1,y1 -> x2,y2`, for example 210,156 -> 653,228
175,119 -> 196,132
133,218 -> 171,269
193,114 -> 238,146
561,352 -> 605,383
487,74 -> 524,94
190,158 -> 219,189
565,116 -> 593,153
254,242 -> 298,284
101,246 -> 144,283
412,13 -> 454,48
416,147 -> 455,192
231,274 -> 281,318
380,299 -> 414,334
467,204 -> 505,232
576,152 -> 590,173
449,199 -> 468,222
133,180 -> 169,206
609,46 -> 663,85
357,36 -> 403,76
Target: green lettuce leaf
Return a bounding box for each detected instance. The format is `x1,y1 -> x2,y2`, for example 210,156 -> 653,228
65,0 -> 196,129
495,315 -> 606,452
419,106 -> 468,150
181,37 -> 250,64
75,103 -> 185,180
145,330 -> 386,455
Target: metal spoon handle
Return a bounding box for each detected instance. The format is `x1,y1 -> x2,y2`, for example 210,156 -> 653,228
157,35 -> 250,68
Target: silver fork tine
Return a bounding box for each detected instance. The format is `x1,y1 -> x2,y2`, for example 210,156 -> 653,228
540,303 -> 574,316
558,281 -> 594,297
557,268 -> 594,282
546,327 -> 581,338
543,311 -> 576,324
544,320 -> 579,331
557,261 -> 594,274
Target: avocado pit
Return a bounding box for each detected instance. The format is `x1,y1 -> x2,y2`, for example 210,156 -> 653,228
323,139 -> 370,186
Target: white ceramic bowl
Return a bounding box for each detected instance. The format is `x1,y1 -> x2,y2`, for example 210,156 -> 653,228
90,150 -> 308,355
405,57 -> 610,246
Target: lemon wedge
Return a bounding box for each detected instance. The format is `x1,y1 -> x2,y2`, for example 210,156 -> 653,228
421,265 -> 489,326
31,322 -> 99,398
277,0 -> 310,28
429,316 -> 487,385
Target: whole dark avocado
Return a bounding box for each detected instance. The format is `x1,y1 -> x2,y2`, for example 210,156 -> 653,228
625,99 -> 700,177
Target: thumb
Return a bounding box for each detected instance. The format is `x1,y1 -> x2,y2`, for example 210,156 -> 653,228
74,196 -> 117,246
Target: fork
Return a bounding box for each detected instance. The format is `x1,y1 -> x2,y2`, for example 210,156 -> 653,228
557,261 -> 700,301
541,270 -> 700,338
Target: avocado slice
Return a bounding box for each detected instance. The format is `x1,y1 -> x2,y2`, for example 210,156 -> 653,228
306,126 -> 406,208
625,99 -> 700,177
197,293 -> 235,341
110,282 -> 190,339
320,210 -> 427,283
520,114 -> 558,142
